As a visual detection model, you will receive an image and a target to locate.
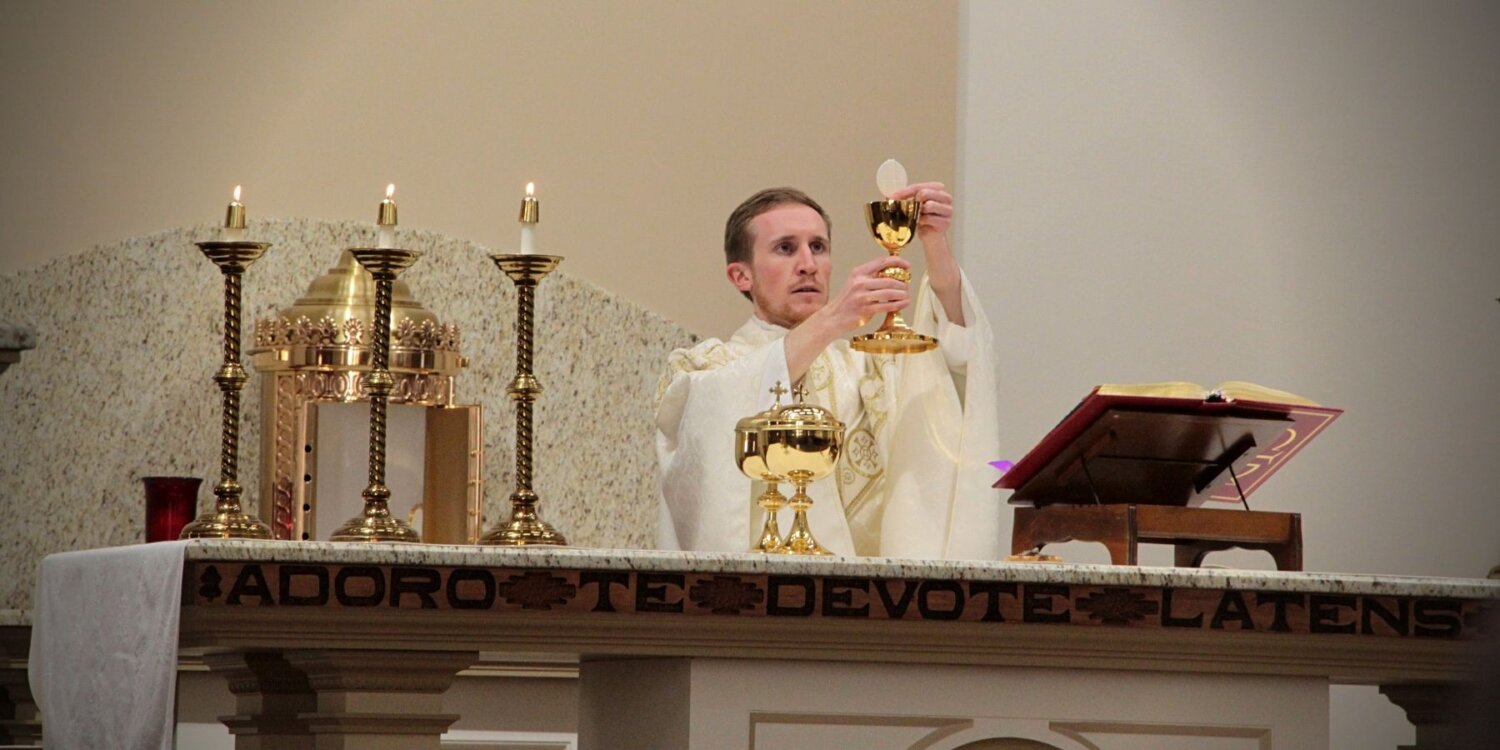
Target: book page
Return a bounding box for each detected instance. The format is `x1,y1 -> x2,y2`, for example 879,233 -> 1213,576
1095,381 -> 1319,406
1215,381 -> 1320,406
1096,381 -> 1205,399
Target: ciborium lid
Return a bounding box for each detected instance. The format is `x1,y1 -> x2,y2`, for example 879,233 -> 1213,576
766,402 -> 840,430
250,249 -> 466,390
736,382 -> 790,434
763,384 -> 843,434
737,382 -> 793,482
761,384 -> 845,479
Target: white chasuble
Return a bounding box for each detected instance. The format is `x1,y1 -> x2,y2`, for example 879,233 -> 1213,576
654,273 -> 1003,560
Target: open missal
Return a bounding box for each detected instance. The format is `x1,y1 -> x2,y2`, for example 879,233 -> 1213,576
996,381 -> 1342,508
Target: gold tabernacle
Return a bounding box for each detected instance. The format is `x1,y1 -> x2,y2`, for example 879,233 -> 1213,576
249,249 -> 481,543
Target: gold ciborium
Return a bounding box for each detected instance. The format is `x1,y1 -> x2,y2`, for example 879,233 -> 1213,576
850,198 -> 937,354
760,385 -> 844,555
736,383 -> 791,553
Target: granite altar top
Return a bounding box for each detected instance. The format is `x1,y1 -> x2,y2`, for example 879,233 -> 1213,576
0,609 -> 30,627
0,323 -> 36,351
181,540 -> 1500,599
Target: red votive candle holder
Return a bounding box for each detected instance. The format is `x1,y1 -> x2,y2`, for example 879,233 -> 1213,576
142,476 -> 202,543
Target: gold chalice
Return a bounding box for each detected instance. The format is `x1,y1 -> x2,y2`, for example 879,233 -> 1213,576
760,387 -> 843,555
850,198 -> 938,354
736,383 -> 790,553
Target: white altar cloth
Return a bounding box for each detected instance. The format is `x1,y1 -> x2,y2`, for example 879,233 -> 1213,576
30,541 -> 187,750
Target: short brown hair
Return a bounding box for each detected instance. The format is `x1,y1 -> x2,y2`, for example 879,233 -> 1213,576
723,188 -> 831,300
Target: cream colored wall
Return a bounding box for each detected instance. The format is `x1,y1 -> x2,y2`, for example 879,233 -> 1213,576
0,0 -> 956,339
958,2 -> 1500,747
8,1 -> 1496,747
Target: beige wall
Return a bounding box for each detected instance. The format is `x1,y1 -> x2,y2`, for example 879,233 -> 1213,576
959,2 -> 1500,746
6,1 -> 1497,747
0,0 -> 956,339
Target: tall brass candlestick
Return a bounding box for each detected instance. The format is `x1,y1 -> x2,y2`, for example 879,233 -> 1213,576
328,245 -> 423,543
479,253 -> 568,546
180,240 -> 274,539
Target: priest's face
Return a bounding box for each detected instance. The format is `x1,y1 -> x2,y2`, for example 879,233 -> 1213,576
729,203 -> 832,328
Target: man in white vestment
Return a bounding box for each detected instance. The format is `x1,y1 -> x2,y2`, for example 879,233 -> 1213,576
655,185 -> 1001,559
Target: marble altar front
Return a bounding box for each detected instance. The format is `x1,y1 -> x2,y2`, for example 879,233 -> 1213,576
24,540 -> 1497,749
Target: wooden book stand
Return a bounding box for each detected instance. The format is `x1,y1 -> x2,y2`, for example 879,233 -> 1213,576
997,392 -> 1338,570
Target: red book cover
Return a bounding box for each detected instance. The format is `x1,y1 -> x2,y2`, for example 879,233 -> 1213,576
996,383 -> 1341,508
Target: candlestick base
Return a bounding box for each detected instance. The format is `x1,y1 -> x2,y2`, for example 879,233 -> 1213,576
330,484 -> 420,543
180,483 -> 272,540
479,491 -> 568,546
328,507 -> 421,543
180,511 -> 274,540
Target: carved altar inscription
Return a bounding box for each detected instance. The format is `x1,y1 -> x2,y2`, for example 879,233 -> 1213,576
185,562 -> 1491,641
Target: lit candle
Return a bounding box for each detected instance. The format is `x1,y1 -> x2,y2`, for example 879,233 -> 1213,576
518,182 -> 539,254
377,183 -> 397,248
224,185 -> 246,242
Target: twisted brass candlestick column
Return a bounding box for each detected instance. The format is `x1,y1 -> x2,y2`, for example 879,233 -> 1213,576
329,247 -> 422,543
180,241 -> 274,540
480,254 -> 568,546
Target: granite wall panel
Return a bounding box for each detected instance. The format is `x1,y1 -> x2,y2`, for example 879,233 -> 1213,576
0,219 -> 696,609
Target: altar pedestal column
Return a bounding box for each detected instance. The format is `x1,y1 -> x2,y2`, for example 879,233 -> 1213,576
203,651 -> 316,749
204,649 -> 477,750
1381,683 -> 1464,750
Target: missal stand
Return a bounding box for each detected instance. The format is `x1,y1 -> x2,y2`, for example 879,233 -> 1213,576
996,383 -> 1342,570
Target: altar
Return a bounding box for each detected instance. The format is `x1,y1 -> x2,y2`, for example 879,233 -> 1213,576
20,539 -> 1497,749
4,217 -> 1497,749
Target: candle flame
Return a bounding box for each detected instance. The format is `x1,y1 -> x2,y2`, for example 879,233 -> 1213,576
386,183 -> 396,199
232,185 -> 242,202
526,182 -> 535,197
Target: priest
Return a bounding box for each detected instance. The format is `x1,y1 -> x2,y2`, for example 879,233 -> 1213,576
654,184 -> 1001,558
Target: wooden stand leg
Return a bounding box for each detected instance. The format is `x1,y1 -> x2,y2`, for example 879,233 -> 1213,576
1013,506 -> 1138,565
1270,515 -> 1304,571
1016,505 -> 1303,570
1011,507 -> 1042,557
1116,505 -> 1139,566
